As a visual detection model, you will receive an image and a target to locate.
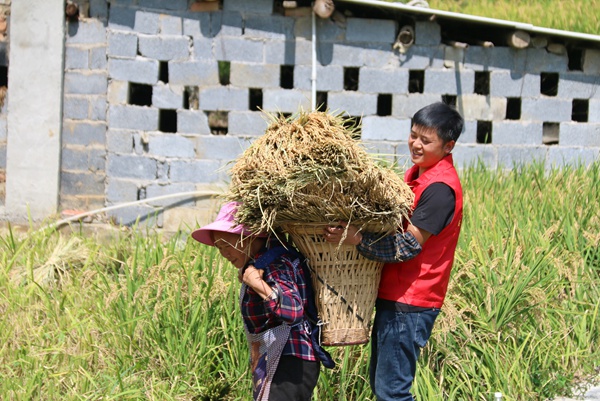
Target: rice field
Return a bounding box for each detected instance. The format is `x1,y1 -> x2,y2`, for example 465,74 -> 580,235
1,161 -> 599,400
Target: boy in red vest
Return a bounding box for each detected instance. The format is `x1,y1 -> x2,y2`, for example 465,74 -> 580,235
324,102 -> 464,401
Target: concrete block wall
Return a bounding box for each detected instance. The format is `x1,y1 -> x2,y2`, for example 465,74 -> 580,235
53,0 -> 600,229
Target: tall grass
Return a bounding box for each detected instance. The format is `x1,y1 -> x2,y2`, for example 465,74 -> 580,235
426,0 -> 600,35
1,162 -> 599,400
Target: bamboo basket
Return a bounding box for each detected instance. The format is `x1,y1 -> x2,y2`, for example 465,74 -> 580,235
282,222 -> 385,346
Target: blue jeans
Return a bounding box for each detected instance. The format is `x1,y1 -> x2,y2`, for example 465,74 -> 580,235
369,307 -> 440,401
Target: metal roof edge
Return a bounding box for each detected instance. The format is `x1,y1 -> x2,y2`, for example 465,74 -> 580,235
337,0 -> 600,44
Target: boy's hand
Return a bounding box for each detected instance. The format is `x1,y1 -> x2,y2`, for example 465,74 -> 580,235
323,222 -> 363,246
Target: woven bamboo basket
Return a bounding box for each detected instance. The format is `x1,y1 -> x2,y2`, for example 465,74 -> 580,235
282,222 -> 385,346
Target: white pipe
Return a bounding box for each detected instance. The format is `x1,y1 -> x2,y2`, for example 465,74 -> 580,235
337,0 -> 600,43
34,190 -> 223,234
311,4 -> 317,111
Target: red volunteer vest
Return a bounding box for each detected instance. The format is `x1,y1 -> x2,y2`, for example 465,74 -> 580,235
378,154 -> 463,308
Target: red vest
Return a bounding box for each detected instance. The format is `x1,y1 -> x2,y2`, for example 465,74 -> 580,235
378,154 -> 463,308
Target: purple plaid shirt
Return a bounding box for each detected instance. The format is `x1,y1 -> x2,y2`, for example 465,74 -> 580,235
240,239 -> 317,361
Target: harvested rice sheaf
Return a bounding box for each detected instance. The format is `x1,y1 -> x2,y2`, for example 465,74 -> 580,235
227,111 -> 414,234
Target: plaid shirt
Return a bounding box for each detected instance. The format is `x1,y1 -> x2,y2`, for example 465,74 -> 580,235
240,239 -> 317,361
357,230 -> 422,263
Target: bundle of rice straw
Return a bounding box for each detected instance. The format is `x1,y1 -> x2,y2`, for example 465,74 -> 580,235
227,110 -> 415,346
227,110 -> 414,235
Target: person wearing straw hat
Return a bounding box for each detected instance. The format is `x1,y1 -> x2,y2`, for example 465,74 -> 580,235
191,201 -> 325,401
324,102 -> 464,401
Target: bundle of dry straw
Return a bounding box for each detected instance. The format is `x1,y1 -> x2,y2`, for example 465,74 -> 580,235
227,111 -> 414,235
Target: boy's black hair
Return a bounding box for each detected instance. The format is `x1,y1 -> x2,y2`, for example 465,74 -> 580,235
412,102 -> 464,143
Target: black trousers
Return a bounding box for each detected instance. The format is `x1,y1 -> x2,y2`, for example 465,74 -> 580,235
269,355 -> 320,401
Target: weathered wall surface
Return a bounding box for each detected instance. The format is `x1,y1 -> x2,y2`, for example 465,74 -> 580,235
2,0 -> 599,229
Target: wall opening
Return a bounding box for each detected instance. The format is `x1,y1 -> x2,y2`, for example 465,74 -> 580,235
218,61 -> 230,85
344,67 -> 359,91
207,111 -> 228,135
377,94 -> 392,116
249,88 -> 263,111
159,109 -> 177,133
543,122 -> 559,145
572,99 -> 588,122
408,70 -> 424,93
0,65 -> 7,86
567,48 -> 583,71
159,61 -> 169,83
316,91 -> 328,111
184,86 -> 199,110
442,94 -> 457,107
476,121 -> 492,144
280,65 -> 294,89
129,83 -> 152,106
540,72 -> 559,96
506,98 -> 521,120
474,71 -> 490,95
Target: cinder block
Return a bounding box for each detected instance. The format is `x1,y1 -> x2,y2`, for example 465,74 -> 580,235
163,207 -> 216,233
61,171 -> 105,196
559,122 -> 600,147
63,121 -> 107,146
90,0 -> 109,19
66,19 -> 106,44
452,144 -> 498,169
108,31 -> 138,58
0,143 -> 6,169
525,47 -> 568,73
108,58 -> 159,85
134,10 -> 160,34
65,46 -> 89,69
392,94 -> 442,118
230,62 -> 281,88
195,135 -> 251,161
262,89 -> 311,113
107,5 -> 136,31
90,46 -> 108,70
546,146 -> 600,168
147,134 -> 195,158
294,17 -> 345,42
169,60 -> 219,86
211,11 -> 244,37
521,98 -> 572,122
107,205 -> 162,227
214,37 -> 264,63
415,21 -> 441,46
64,71 -> 108,95
138,0 -> 187,10
358,44 -> 398,68
590,99 -> 600,122
458,94 -> 507,121
359,67 -> 409,94
497,146 -> 547,169
228,111 -> 270,136
361,141 -> 397,165
192,37 -> 214,60
182,13 -> 212,38
492,121 -> 543,145
177,110 -> 211,134
557,73 -> 599,99
397,45 -> 446,69
424,69 -> 475,95
265,40 -> 300,66
108,80 -> 129,104
107,129 -> 135,153
294,65 -> 344,91
170,159 -> 224,183
106,178 -> 139,203
465,47 -> 528,72
90,96 -> 107,121
459,120 -> 478,144
361,116 -> 411,141
62,147 -> 105,172
245,15 -> 294,40
63,96 -> 89,120
107,154 -> 157,179
444,46 -> 465,68
489,71 -> 540,98
152,83 -> 184,109
583,49 -> 600,75
145,183 -> 197,207
328,91 -> 378,116
159,14 -> 183,35
199,87 -> 249,111
346,18 -> 397,44
109,105 -> 159,130
223,0 -> 273,14
138,35 -> 190,61
0,118 -> 7,141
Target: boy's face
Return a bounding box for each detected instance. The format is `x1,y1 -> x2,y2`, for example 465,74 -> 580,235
408,125 -> 455,172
